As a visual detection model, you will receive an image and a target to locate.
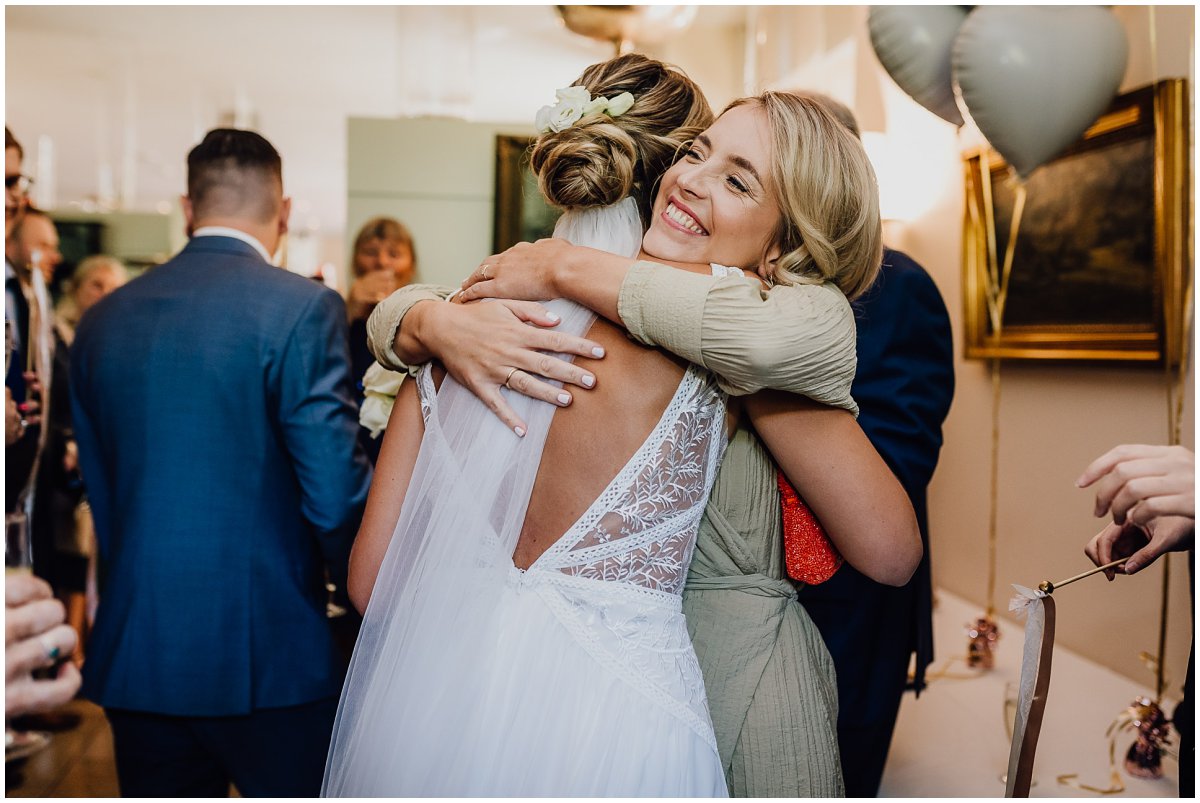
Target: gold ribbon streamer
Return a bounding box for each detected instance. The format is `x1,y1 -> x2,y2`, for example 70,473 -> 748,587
977,148 -> 1028,621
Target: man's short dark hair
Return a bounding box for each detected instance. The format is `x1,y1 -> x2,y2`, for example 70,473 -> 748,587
6,127 -> 23,160
186,128 -> 283,223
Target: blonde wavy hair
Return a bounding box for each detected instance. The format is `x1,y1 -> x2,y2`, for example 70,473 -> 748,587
55,254 -> 128,332
726,92 -> 882,301
530,53 -> 714,223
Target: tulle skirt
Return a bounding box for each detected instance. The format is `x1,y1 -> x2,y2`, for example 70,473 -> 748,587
323,578 -> 727,797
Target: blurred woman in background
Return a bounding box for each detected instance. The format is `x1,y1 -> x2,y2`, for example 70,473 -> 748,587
344,217 -> 417,463
40,254 -> 128,664
55,255 -> 128,343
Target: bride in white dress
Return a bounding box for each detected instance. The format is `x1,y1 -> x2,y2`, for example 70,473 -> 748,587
323,54 -> 782,797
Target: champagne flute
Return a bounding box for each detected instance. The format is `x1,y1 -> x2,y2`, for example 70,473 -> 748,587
6,511 -> 32,576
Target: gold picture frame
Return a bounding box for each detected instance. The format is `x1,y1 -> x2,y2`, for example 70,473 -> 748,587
962,79 -> 1189,366
493,135 -> 562,254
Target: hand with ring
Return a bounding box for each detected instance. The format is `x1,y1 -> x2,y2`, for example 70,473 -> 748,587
403,297 -> 605,436
5,573 -> 81,718
459,239 -> 577,304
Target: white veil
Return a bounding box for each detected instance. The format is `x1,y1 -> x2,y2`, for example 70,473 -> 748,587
322,197 -> 644,795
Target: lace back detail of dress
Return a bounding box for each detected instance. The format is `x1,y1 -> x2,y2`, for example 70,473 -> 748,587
534,368 -> 727,597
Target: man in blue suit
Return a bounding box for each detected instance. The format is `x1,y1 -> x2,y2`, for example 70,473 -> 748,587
70,129 -> 371,796
794,95 -> 956,797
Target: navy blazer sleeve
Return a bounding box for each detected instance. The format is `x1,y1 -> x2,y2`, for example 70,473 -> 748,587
851,251 -> 954,504
68,334 -> 111,559
274,289 -> 372,586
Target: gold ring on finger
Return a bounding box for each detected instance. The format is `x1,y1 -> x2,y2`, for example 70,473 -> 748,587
503,367 -> 519,389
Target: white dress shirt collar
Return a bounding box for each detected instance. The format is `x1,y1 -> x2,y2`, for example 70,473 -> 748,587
192,226 -> 274,264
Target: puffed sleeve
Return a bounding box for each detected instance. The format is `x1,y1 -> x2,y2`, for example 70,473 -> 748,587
618,261 -> 858,414
366,283 -> 455,373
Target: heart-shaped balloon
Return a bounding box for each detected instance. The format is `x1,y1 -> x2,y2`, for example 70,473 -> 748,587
953,6 -> 1128,178
868,5 -> 971,126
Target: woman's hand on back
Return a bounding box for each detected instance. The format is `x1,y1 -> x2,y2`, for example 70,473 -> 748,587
459,239 -> 573,303
413,297 -> 605,435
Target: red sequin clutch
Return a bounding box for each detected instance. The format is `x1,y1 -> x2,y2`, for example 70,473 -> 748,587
777,470 -> 843,585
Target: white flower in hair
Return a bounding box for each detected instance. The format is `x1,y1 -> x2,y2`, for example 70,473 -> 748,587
605,92 -> 635,116
535,86 -> 636,134
556,85 -> 592,105
536,85 -> 588,133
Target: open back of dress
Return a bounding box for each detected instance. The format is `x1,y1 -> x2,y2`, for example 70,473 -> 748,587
322,199 -> 731,797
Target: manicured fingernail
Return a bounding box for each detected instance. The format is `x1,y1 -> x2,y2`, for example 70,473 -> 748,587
514,426 -> 525,437
1124,560 -> 1138,574
581,374 -> 595,388
547,312 -> 560,323
591,347 -> 605,358
557,393 -> 571,405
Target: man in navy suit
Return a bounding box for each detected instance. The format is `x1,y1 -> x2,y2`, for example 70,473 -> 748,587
70,129 -> 371,796
794,95 -> 955,797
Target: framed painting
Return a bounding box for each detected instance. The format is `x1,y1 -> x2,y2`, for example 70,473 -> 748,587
493,135 -> 562,254
962,79 -> 1189,366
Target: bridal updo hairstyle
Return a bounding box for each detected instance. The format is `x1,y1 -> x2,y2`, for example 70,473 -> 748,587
530,53 -> 713,222
728,92 -> 883,302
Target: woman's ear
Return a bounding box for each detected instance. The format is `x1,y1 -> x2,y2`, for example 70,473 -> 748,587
757,244 -> 782,281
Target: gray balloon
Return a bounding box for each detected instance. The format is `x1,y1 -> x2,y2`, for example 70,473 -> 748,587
868,5 -> 970,126
953,6 -> 1128,178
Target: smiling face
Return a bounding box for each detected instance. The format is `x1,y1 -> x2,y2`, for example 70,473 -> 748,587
641,104 -> 782,272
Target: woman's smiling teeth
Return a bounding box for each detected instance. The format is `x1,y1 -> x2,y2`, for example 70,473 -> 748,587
665,202 -> 708,235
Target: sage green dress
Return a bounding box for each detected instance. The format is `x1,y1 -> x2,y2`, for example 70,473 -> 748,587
684,424 -> 843,796
366,262 -> 854,796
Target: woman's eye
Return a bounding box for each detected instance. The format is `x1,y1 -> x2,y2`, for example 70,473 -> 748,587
727,176 -> 749,194
684,148 -> 702,161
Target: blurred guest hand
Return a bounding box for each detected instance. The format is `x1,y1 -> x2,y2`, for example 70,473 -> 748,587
5,574 -> 81,718
63,440 -> 78,474
1078,444 -> 1195,526
18,371 -> 42,428
5,387 -> 22,445
347,271 -> 397,322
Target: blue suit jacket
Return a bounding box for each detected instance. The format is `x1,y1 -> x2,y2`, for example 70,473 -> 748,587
71,236 -> 371,716
797,249 -> 954,716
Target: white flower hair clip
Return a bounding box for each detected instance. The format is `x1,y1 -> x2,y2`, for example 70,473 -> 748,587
535,86 -> 636,134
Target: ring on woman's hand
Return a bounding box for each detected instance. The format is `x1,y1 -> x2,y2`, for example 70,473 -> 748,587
479,263 -> 492,280
503,367 -> 519,389
38,634 -> 60,663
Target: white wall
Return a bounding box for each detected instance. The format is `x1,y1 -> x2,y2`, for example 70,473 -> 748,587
346,117 -> 537,289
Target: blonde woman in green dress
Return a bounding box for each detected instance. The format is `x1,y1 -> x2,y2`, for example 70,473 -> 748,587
365,91 -> 921,796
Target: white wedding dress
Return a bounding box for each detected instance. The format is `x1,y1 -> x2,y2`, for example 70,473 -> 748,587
323,198 -> 730,797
